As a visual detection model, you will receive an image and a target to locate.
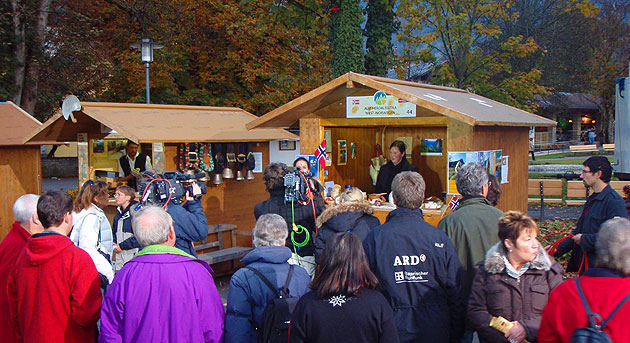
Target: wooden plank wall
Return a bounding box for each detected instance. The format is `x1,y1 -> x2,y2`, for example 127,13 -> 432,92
471,126 -> 529,213
0,147 -> 42,240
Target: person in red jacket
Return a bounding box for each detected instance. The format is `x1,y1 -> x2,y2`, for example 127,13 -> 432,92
0,194 -> 43,343
538,217 -> 630,342
7,190 -> 102,343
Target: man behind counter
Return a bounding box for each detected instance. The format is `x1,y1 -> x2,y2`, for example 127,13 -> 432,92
374,140 -> 419,196
118,141 -> 152,190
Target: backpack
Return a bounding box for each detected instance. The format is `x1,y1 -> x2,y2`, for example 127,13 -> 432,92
571,277 -> 630,343
246,265 -> 298,343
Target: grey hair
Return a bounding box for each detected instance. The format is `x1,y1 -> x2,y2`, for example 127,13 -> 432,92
13,194 -> 40,224
455,163 -> 488,197
132,205 -> 173,247
596,217 -> 630,276
392,171 -> 425,209
253,213 -> 288,247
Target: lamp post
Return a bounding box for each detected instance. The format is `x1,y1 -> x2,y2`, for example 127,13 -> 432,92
131,38 -> 163,104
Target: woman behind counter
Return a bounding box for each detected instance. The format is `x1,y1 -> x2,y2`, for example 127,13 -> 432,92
374,140 -> 418,196
467,211 -> 563,343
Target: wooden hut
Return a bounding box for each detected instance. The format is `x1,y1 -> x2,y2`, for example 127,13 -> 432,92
25,102 -> 297,272
0,102 -> 43,240
247,72 -> 556,213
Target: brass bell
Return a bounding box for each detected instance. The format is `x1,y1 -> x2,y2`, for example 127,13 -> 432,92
235,169 -> 245,181
212,173 -> 224,185
246,170 -> 255,180
222,167 -> 234,179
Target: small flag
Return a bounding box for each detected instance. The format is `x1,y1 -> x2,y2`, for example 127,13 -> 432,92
398,98 -> 407,103
449,195 -> 460,210
352,99 -> 360,105
315,140 -> 327,169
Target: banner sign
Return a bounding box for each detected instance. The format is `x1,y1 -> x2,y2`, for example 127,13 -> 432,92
346,91 -> 416,118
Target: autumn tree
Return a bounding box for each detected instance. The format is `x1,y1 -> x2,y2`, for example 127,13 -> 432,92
364,0 -> 397,76
397,0 -> 549,111
330,0 -> 365,76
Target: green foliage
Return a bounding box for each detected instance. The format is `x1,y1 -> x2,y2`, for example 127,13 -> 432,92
396,0 -> 550,111
330,0 -> 365,77
364,0 -> 397,76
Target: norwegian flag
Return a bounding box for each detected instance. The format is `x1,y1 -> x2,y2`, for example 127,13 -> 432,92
315,140 -> 327,169
448,195 -> 460,210
352,99 -> 360,105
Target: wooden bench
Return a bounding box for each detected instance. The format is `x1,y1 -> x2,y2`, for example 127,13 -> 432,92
195,224 -> 252,265
603,143 -> 615,151
569,144 -> 598,152
528,179 -> 563,204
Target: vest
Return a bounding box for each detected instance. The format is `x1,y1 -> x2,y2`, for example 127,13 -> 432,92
120,153 -> 148,189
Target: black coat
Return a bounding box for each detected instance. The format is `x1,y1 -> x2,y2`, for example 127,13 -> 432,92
374,159 -> 419,195
555,184 -> 626,272
254,189 -> 324,257
314,201 -> 381,264
363,208 -> 466,343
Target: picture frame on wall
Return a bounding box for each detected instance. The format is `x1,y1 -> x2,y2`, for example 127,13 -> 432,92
279,140 -> 296,151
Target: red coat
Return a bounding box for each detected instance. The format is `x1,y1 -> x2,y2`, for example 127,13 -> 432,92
0,222 -> 30,343
7,232 -> 102,343
538,268 -> 630,343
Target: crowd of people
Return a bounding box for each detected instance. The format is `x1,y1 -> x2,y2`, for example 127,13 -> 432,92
0,151 -> 629,343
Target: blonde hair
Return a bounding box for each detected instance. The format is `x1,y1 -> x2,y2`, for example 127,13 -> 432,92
340,187 -> 365,203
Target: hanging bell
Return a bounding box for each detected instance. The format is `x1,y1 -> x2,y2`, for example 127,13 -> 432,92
222,166 -> 234,179
212,172 -> 224,185
246,169 -> 255,180
235,169 -> 245,181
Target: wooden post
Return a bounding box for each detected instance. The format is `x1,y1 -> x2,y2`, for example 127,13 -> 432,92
539,181 -> 544,221
77,133 -> 89,187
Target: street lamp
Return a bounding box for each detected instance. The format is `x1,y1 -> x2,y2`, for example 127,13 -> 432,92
131,38 -> 163,104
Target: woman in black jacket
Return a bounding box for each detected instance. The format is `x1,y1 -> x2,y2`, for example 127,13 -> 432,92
374,140 -> 419,196
290,232 -> 399,343
314,187 -> 380,264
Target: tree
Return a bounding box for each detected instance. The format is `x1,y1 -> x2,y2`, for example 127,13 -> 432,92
364,0 -> 397,76
330,0 -> 365,76
396,0 -> 549,111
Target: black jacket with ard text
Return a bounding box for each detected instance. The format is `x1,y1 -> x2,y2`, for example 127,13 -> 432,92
362,207 -> 465,343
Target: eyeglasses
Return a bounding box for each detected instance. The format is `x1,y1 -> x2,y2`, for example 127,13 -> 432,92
113,192 -> 126,198
581,169 -> 595,174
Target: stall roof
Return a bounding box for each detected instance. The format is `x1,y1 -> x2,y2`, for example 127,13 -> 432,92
0,101 -> 44,146
246,72 -> 556,129
25,102 -> 297,144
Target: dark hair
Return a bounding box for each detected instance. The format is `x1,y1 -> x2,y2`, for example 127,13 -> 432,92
583,156 -> 612,183
498,211 -> 538,251
37,190 -> 73,229
293,157 -> 309,168
486,173 -> 501,207
126,140 -> 138,147
75,180 -> 108,211
311,232 -> 379,298
390,140 -> 407,155
263,163 -> 287,191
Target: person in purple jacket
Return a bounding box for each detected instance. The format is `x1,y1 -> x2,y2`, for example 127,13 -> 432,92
99,206 -> 224,343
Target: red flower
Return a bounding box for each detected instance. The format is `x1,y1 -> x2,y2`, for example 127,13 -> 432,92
330,5 -> 340,12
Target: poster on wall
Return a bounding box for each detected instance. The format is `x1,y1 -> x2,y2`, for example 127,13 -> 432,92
324,130 -> 332,152
346,91 -> 416,118
351,142 -> 357,159
447,150 -> 502,194
420,138 -> 443,156
501,156 -> 509,184
337,140 -> 347,166
93,139 -> 105,153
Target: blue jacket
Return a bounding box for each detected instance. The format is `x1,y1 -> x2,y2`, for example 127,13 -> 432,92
224,246 -> 311,343
556,184 -> 627,272
112,201 -> 141,250
363,207 -> 465,343
166,200 -> 208,257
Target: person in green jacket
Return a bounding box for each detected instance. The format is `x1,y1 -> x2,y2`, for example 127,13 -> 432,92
438,163 -> 504,302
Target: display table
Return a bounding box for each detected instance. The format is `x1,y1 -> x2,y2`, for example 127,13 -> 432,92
372,205 -> 447,228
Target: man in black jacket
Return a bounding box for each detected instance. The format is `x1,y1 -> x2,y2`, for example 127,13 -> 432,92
555,156 -> 627,273
254,163 -> 323,278
118,141 -> 152,190
363,171 -> 465,343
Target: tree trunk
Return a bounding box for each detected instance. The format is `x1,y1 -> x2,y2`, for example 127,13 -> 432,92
11,0 -> 26,106
19,0 -> 53,114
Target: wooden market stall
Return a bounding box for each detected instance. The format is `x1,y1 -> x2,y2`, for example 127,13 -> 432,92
24,102 -> 297,272
0,102 -> 44,240
247,72 -> 556,216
